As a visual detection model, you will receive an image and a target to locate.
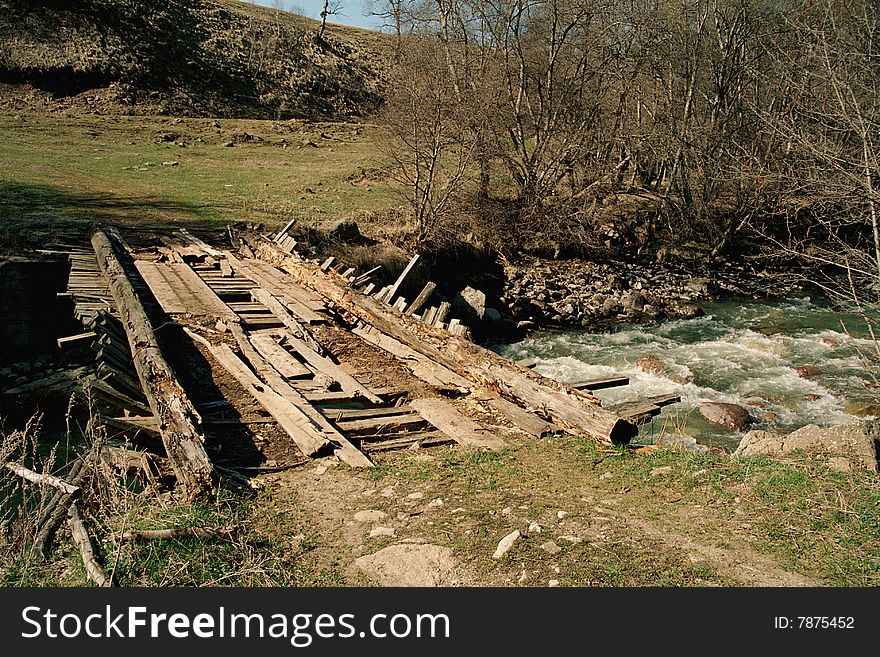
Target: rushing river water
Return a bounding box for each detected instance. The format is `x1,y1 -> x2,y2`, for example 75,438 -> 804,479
494,296 -> 879,450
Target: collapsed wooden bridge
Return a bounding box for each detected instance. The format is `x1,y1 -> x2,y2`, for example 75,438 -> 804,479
37,226 -> 679,499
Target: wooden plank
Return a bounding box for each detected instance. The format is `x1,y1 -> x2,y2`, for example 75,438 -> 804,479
304,387 -> 404,406
433,301 -> 451,327
386,254 -> 420,307
405,282 -> 436,316
220,260 -> 234,278
363,431 -> 454,453
274,217 -> 297,243
57,332 -> 96,349
251,289 -> 326,350
320,405 -> 413,420
352,325 -> 471,390
352,265 -> 382,287
409,398 -> 506,451
207,343 -> 330,457
470,392 -> 555,438
249,334 -> 312,379
422,306 -> 438,325
284,334 -> 383,404
570,376 -> 629,391
320,257 -> 335,271
336,414 -> 428,435
341,267 -> 356,279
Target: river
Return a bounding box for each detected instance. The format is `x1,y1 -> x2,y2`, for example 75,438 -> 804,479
494,296 -> 879,450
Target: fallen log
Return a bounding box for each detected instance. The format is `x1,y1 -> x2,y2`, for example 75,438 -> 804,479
251,238 -> 637,444
67,503 -> 114,587
4,463 -> 79,494
91,230 -> 215,500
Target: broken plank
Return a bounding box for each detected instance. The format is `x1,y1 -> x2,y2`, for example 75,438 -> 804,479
336,413 -> 427,435
206,343 -> 330,457
284,335 -> 382,404
405,281 -> 436,316
251,288 -> 326,350
570,375 -> 629,391
409,398 -> 506,451
385,254 -> 420,307
470,391 -> 555,438
249,333 -> 312,379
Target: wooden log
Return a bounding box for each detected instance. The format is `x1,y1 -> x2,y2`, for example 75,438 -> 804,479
67,503 -> 114,587
386,254 -> 420,305
5,462 -> 78,494
32,455 -> 89,561
253,238 -> 637,444
91,230 -> 215,499
405,282 -> 436,316
409,398 -> 506,451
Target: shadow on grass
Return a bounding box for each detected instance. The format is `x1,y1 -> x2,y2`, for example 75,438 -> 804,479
0,180 -> 221,251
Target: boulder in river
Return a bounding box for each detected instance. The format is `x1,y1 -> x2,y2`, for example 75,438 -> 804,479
698,402 -> 752,431
635,354 -> 666,375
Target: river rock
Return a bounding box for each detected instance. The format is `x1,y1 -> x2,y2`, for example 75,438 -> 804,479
354,544 -> 458,586
635,354 -> 666,375
734,421 -> 878,472
328,219 -> 362,243
698,402 -> 752,431
455,286 -> 487,320
657,432 -> 710,454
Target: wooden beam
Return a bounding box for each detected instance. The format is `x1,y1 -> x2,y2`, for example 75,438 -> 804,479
252,237 -> 637,445
92,230 -> 215,500
248,333 -> 312,379
570,375 -> 629,391
385,254 -> 419,306
250,288 -> 325,354
410,398 -> 506,451
405,282 -> 436,316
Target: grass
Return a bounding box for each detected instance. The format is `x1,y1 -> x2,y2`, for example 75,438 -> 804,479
0,112 -> 404,251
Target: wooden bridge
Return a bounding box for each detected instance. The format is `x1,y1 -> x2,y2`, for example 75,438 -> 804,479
38,226 -> 679,500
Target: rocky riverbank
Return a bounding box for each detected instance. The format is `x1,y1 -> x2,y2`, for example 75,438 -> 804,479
498,254 -> 809,332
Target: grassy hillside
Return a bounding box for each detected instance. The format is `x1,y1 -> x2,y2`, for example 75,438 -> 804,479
0,0 -> 391,119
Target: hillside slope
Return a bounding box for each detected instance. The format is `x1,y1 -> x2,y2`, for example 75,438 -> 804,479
0,0 -> 390,119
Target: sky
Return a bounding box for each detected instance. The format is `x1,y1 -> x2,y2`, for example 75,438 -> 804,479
242,0 -> 384,30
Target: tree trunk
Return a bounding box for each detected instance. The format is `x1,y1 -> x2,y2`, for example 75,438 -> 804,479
91,230 -> 215,500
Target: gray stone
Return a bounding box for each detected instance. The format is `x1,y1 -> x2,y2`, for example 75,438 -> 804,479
650,465 -> 673,477
355,544 -> 458,586
493,529 -> 522,559
734,421 -> 878,472
354,510 -> 387,523
541,541 -> 562,555
327,219 -> 361,243
698,402 -> 752,432
657,432 -> 710,454
455,286 -> 487,320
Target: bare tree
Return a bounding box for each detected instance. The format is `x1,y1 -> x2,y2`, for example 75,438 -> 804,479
318,0 -> 343,40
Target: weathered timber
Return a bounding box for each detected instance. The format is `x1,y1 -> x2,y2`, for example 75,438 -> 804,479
68,503 -> 114,587
5,463 -> 78,494
91,230 -> 214,499
101,415 -> 161,436
303,388 -> 403,405
363,431 -> 454,453
320,405 -> 413,420
282,334 -> 382,404
469,392 -> 556,438
250,289 -> 325,355
206,342 -> 330,457
253,239 -> 636,444
320,257 -> 335,271
570,376 -> 629,391
274,217 -> 297,243
409,398 -> 506,451
335,414 -> 428,435
386,254 -> 419,305
405,282 -> 436,316
249,333 -> 312,379
352,265 -> 382,287
89,378 -> 153,416
433,301 -> 451,328
57,332 -> 97,349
